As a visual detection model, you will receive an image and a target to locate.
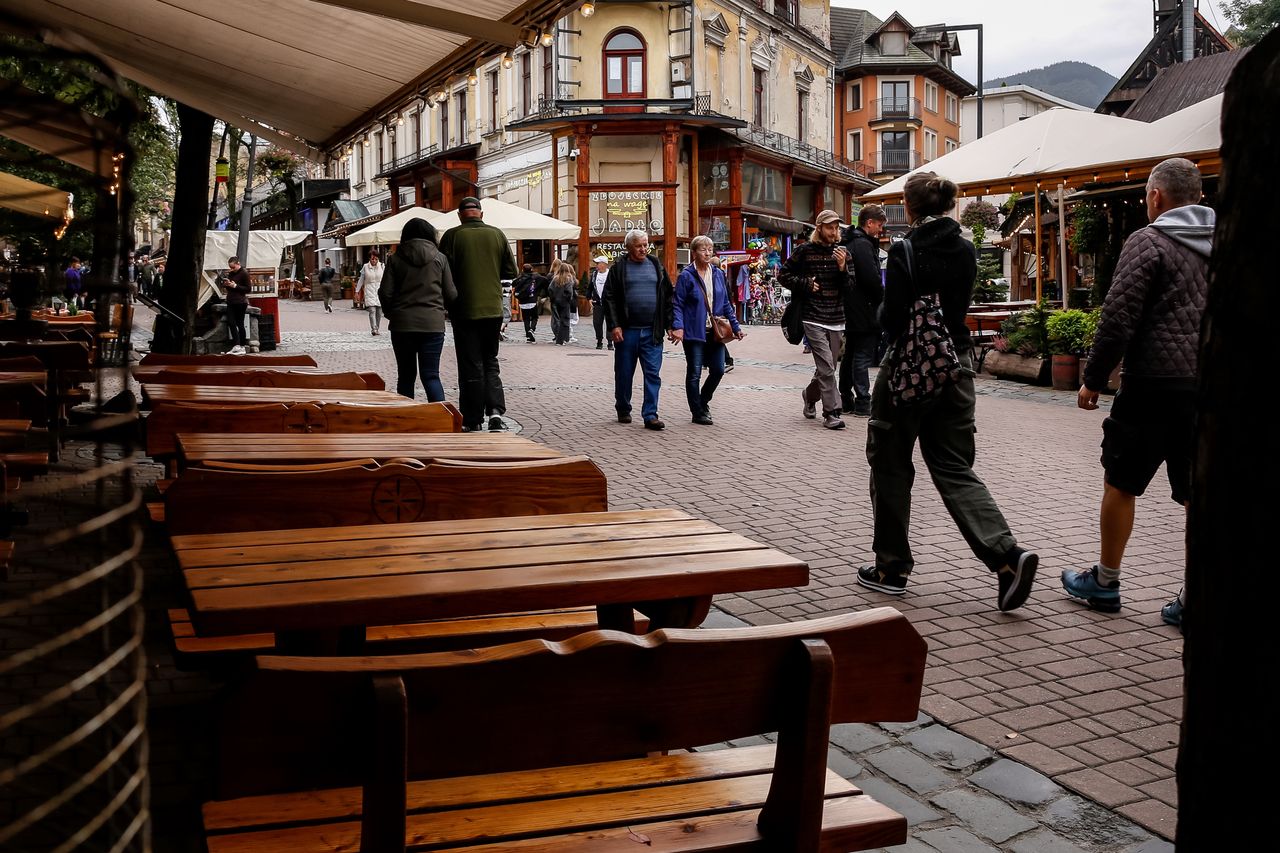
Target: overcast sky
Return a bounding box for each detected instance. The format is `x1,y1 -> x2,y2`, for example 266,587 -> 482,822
831,0 -> 1235,82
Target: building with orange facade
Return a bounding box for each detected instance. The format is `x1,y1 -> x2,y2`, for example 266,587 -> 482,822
830,8 -> 973,230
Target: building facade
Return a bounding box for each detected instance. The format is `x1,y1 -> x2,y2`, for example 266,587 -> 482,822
326,1 -> 877,273
959,85 -> 1089,146
830,7 -> 974,227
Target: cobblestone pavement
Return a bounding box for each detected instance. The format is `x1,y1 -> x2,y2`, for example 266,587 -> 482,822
125,298 -> 1179,849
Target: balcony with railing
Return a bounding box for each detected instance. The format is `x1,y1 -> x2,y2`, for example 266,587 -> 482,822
872,149 -> 922,174
871,98 -> 922,124
738,125 -> 872,182
373,144 -> 441,180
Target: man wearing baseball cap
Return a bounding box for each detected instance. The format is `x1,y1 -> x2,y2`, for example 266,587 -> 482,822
439,197 -> 519,431
579,254 -> 613,349
780,209 -> 853,429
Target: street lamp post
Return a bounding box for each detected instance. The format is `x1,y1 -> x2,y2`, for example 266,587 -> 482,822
947,23 -> 984,140
235,134 -> 258,262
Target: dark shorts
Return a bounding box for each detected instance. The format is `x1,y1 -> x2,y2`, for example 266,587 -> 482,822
1100,386 -> 1196,504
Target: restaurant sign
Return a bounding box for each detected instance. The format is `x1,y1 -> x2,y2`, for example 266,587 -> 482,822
589,190 -> 663,235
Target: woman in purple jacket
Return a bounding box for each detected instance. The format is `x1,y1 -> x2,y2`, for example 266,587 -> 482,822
669,235 -> 744,425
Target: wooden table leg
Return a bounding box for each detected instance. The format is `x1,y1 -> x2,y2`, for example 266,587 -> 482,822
633,595 -> 712,631
595,604 -> 636,633
276,625 -> 365,655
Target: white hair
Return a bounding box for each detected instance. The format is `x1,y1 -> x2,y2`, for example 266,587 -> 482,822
623,229 -> 649,249
690,235 -> 714,252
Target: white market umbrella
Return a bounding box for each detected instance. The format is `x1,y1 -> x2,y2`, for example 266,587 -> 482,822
430,198 -> 581,241
344,207 -> 447,247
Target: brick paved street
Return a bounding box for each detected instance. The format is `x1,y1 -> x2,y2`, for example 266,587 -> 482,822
114,298 -> 1183,850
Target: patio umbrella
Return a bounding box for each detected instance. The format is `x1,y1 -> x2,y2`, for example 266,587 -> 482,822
429,198 -> 581,241
344,207 -> 447,247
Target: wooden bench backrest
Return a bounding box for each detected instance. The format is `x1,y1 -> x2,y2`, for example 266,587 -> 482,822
151,369 -> 376,391
145,400 -> 460,459
164,456 -> 606,535
0,356 -> 46,372
145,402 -> 296,458
219,610 -> 926,799
139,353 -> 318,367
0,340 -> 91,371
322,400 -> 460,433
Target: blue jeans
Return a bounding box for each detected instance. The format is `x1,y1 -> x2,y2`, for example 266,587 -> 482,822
682,338 -> 725,417
614,327 -> 663,421
839,330 -> 880,407
390,330 -> 446,402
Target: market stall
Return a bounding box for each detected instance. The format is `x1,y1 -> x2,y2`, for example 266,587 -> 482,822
201,230 -> 310,344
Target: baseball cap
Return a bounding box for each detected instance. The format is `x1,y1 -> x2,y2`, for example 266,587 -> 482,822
458,196 -> 482,211
593,255 -> 609,263
815,209 -> 842,226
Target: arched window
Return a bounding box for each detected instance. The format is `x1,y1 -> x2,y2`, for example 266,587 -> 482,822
603,29 -> 646,101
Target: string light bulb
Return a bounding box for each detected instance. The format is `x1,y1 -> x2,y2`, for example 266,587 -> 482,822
581,2 -> 595,17
468,70 -> 479,87
502,52 -> 514,69
541,30 -> 554,47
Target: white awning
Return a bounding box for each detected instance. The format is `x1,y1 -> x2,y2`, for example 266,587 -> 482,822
345,207 -> 445,247
430,198 -> 581,241
5,0 -> 575,155
0,171 -> 74,221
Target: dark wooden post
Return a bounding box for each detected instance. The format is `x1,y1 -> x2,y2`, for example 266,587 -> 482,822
575,129 -> 591,266
1177,26 -> 1278,851
728,149 -> 744,250
662,126 -> 679,274
154,103 -> 213,354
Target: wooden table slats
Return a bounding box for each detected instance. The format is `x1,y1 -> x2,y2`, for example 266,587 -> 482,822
142,384 -> 406,407
175,509 -> 807,637
176,433 -> 564,467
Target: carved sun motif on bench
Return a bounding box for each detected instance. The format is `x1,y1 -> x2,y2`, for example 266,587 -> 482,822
283,408 -> 327,433
371,476 -> 426,523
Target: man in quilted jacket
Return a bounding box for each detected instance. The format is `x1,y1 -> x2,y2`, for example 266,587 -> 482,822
1061,158 -> 1214,632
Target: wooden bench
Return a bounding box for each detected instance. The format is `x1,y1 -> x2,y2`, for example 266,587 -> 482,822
144,400 -> 463,468
159,456 -> 607,536
203,609 -> 925,852
139,352 -> 318,367
149,368 -> 384,391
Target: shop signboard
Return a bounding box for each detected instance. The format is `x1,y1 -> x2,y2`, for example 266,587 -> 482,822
589,190 -> 664,235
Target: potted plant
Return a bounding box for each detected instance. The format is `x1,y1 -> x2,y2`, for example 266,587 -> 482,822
1045,308 -> 1097,391
983,302 -> 1052,384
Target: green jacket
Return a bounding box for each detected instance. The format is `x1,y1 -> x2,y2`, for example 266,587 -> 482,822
439,218 -> 518,320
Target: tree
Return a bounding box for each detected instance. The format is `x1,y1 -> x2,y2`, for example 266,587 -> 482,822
153,103 -> 213,354
1177,24 -> 1277,850
258,145 -> 306,228
1223,0 -> 1280,45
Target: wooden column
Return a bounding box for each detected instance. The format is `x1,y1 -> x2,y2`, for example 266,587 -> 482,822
413,172 -> 424,208
575,129 -> 592,268
688,131 -> 699,241
388,178 -> 401,214
783,165 -> 794,218
441,171 -> 455,211
728,149 -> 744,250
662,126 -> 679,274
1033,187 -> 1042,304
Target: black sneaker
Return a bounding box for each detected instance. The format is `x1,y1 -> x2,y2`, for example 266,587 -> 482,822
691,413 -> 713,425
617,412 -> 632,424
488,416 -> 509,432
997,547 -> 1039,612
856,565 -> 907,596
851,403 -> 872,418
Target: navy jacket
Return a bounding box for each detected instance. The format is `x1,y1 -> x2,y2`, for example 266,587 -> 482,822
672,264 -> 741,343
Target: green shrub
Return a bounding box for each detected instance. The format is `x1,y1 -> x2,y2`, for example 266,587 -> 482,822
1045,308 -> 1098,356
999,301 -> 1054,358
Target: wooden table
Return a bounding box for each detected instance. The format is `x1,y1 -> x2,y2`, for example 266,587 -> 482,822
176,432 -> 564,469
140,383 -> 405,408
174,508 -> 809,650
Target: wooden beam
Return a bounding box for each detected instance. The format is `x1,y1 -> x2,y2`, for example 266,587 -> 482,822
312,0 -> 523,46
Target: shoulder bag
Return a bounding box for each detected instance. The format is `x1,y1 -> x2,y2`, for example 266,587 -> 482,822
886,238 -> 962,406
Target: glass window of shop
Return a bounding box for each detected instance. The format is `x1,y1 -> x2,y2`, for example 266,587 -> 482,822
792,184 -> 814,223
699,215 -> 731,249
699,161 -> 731,207
743,161 -> 785,212
824,185 -> 848,219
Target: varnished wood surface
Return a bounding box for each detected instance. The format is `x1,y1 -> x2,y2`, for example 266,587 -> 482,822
143,368 -> 381,391
161,456 -> 606,536
133,364 -> 335,381
141,383 -> 406,407
139,353 -> 317,367
177,432 -> 562,467
177,509 -> 807,636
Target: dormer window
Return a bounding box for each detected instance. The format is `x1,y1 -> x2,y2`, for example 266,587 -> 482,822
881,32 -> 907,56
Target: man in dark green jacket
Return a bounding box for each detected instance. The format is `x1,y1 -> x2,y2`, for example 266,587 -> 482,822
439,197 -> 519,431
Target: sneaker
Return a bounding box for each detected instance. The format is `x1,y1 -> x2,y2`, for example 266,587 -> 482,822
1061,565 -> 1121,613
228,345 -> 246,355
488,416 -> 509,432
802,393 -> 816,420
643,418 -> 665,431
857,565 -> 907,596
569,336 -> 578,343
607,342 -> 614,351
691,413 -> 713,425
851,403 -> 872,418
724,363 -> 734,372
823,414 -> 846,430
1161,594 -> 1184,631
617,412 -> 632,424
596,341 -> 603,349
996,547 -> 1039,612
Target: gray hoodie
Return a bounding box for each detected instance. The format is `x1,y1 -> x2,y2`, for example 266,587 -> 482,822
1150,203 -> 1215,256
379,238 -> 458,334
1083,203 -> 1215,390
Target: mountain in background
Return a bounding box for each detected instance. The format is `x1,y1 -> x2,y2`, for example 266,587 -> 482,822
987,61 -> 1118,109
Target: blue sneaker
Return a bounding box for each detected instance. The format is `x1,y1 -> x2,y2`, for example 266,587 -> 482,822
1161,594 -> 1184,631
1061,566 -> 1121,613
